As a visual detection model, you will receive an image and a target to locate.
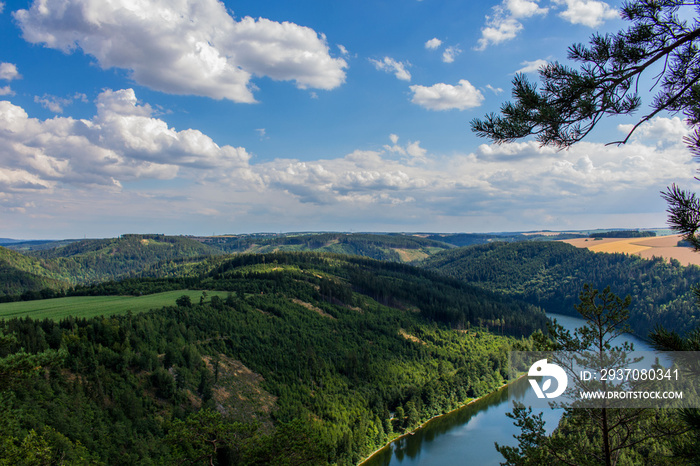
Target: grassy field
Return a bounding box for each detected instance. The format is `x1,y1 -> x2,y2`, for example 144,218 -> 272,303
0,290 -> 231,321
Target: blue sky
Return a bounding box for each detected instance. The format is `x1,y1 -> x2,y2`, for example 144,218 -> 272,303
0,0 -> 696,238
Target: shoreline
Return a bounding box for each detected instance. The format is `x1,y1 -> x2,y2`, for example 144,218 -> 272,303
357,379 -> 515,465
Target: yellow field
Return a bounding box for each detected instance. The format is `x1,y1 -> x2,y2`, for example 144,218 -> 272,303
562,234 -> 700,266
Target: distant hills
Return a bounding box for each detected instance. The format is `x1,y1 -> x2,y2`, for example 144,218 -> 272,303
4,230 -> 699,339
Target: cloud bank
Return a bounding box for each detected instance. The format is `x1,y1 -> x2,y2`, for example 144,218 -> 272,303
0,89 -> 694,234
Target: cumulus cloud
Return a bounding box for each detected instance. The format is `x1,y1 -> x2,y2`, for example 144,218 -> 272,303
515,58 -> 549,73
0,86 -> 13,96
425,38 -> 442,50
553,0 -> 618,27
370,56 -> 412,81
442,46 -> 462,63
14,0 -> 347,103
0,88 -> 251,192
618,117 -> 691,145
34,94 -> 83,113
476,0 -> 548,50
0,63 -> 21,81
1,89 -> 694,233
410,80 -> 484,111
383,135 -> 428,165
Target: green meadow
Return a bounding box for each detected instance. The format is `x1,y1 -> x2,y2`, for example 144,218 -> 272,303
0,290 -> 230,321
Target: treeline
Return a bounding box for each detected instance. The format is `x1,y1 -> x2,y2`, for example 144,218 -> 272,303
0,235 -> 221,292
199,233 -> 452,260
421,241 -> 700,337
421,232 -> 586,247
590,230 -> 656,238
0,252 -> 538,464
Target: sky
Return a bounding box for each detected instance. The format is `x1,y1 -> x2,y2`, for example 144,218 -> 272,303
0,0 -> 696,239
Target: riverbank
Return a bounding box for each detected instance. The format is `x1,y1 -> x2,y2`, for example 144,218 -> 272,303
357,380 -> 514,465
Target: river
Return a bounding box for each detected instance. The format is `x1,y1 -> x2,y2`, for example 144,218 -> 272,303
361,312 -> 657,466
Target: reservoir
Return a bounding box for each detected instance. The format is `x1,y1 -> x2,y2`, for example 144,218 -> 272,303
362,312 -> 657,466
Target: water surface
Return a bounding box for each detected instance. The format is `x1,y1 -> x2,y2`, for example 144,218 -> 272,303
362,312 -> 656,466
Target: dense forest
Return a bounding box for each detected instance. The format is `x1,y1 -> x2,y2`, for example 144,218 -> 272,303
194,232 -> 453,261
0,252 -> 544,465
421,241 -> 700,337
0,233 -> 455,298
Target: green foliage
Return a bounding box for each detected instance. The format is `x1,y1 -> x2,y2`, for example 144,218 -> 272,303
501,285 -> 687,465
422,241 -> 700,336
496,402 -> 548,466
201,232 -> 453,261
0,246 -> 70,297
471,0 -> 700,149
589,230 -> 655,239
0,251 -> 535,465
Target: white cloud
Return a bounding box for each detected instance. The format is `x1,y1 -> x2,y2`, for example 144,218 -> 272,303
0,3 -> 4,14
442,46 -> 462,63
515,58 -> 549,73
0,89 -> 252,192
34,94 -> 77,113
425,38 -> 442,50
553,0 -> 618,27
486,84 -> 504,94
0,63 -> 21,81
14,0 -> 347,103
1,89 -> 693,234
618,117 -> 691,144
370,56 -> 412,81
410,80 -> 485,111
0,86 -> 13,96
338,44 -> 349,56
476,0 -> 548,50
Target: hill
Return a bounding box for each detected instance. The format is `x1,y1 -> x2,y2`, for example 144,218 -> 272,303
419,231 -> 586,247
21,234 -> 222,285
196,232 -> 453,262
0,246 -> 69,297
0,251 -> 544,464
0,233 -> 455,299
420,241 -> 700,338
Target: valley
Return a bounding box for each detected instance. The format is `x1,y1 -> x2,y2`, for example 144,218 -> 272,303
1,229 -> 698,464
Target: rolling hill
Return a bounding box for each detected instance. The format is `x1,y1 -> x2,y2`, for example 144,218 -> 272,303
0,251 -> 544,464
420,241 -> 700,338
0,246 -> 69,297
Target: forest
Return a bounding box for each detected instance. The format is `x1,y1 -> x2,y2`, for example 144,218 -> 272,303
3,234 -> 700,464
0,251 -> 544,465
421,241 -> 700,337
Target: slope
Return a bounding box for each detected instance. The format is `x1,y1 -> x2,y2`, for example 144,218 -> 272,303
25,234 -> 222,284
0,246 -> 69,297
420,241 -> 700,337
0,251 -> 544,465
198,232 -> 453,262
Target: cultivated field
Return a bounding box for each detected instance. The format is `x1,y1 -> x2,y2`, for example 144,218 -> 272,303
562,234 -> 700,266
0,290 -> 231,321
